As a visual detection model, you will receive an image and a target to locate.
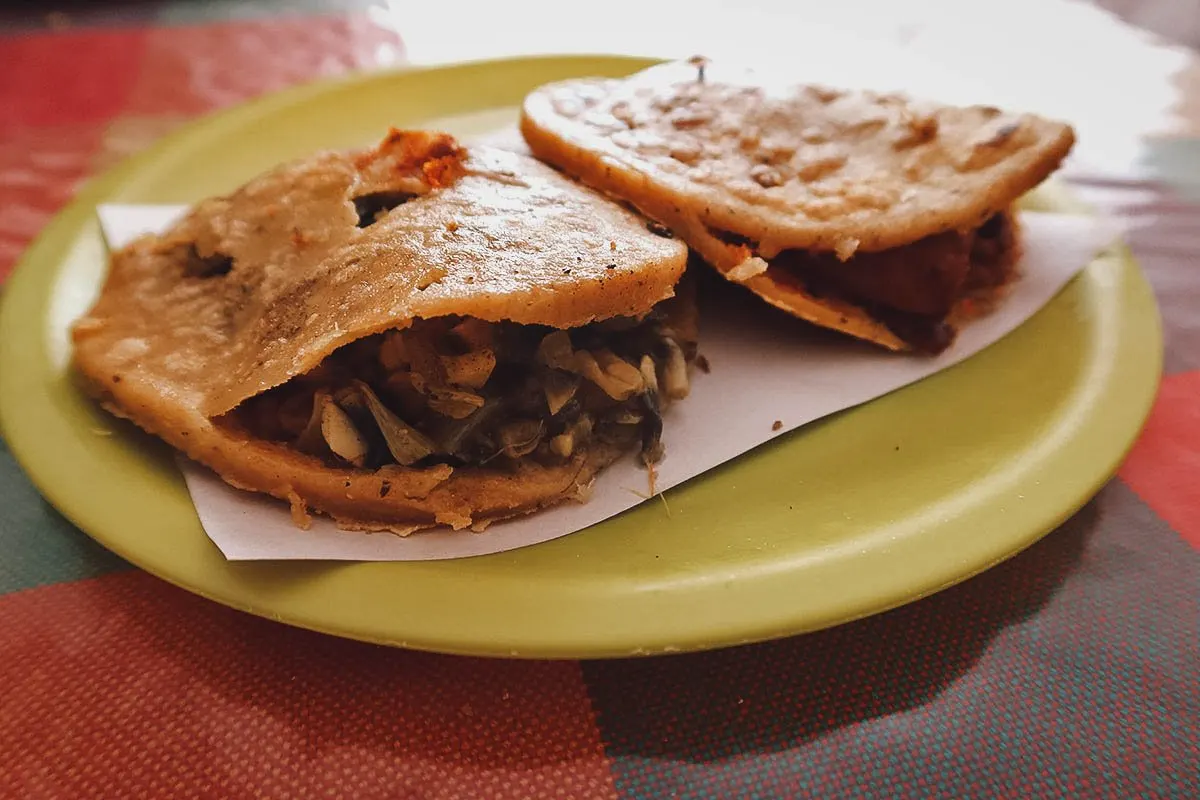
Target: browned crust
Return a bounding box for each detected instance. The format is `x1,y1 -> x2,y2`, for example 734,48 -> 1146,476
71,131 -> 690,531
520,61 -> 1075,254
521,60 -> 1052,351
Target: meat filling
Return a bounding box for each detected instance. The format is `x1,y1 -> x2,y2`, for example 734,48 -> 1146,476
750,212 -> 1016,354
224,306 -> 696,471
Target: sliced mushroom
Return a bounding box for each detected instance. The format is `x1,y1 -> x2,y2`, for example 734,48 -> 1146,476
295,390 -> 331,455
577,349 -> 644,400
536,330 -> 575,371
549,434 -> 574,459
550,414 -> 593,459
332,385 -> 366,413
638,354 -> 659,394
593,349 -> 642,381
438,398 -> 502,455
498,420 -> 544,459
321,398 -> 369,467
440,348 -> 496,389
427,387 -> 486,419
543,371 -> 580,415
573,351 -> 607,393
659,338 -> 690,400
354,381 -> 436,466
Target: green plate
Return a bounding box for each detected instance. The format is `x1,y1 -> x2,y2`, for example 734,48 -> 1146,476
0,55 -> 1162,658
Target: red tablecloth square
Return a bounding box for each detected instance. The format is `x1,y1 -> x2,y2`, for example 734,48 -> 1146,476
123,15 -> 403,117
0,572 -> 618,799
0,122 -> 107,279
0,30 -> 149,128
1119,369 -> 1200,550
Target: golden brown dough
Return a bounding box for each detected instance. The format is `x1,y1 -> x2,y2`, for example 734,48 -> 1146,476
520,58 -> 1073,352
72,130 -> 692,531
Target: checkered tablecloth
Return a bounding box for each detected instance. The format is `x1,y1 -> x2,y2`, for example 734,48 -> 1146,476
2,5 -> 1198,798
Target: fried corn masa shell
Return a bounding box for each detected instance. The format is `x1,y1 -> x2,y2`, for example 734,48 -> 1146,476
71,129 -> 692,533
520,58 -> 1076,353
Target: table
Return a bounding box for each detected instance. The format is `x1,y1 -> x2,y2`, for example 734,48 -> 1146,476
2,1 -> 1198,796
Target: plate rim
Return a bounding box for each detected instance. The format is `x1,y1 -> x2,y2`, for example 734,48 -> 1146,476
0,54 -> 1163,659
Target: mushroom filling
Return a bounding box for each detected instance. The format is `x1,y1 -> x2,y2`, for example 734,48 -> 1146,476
225,308 -> 696,471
